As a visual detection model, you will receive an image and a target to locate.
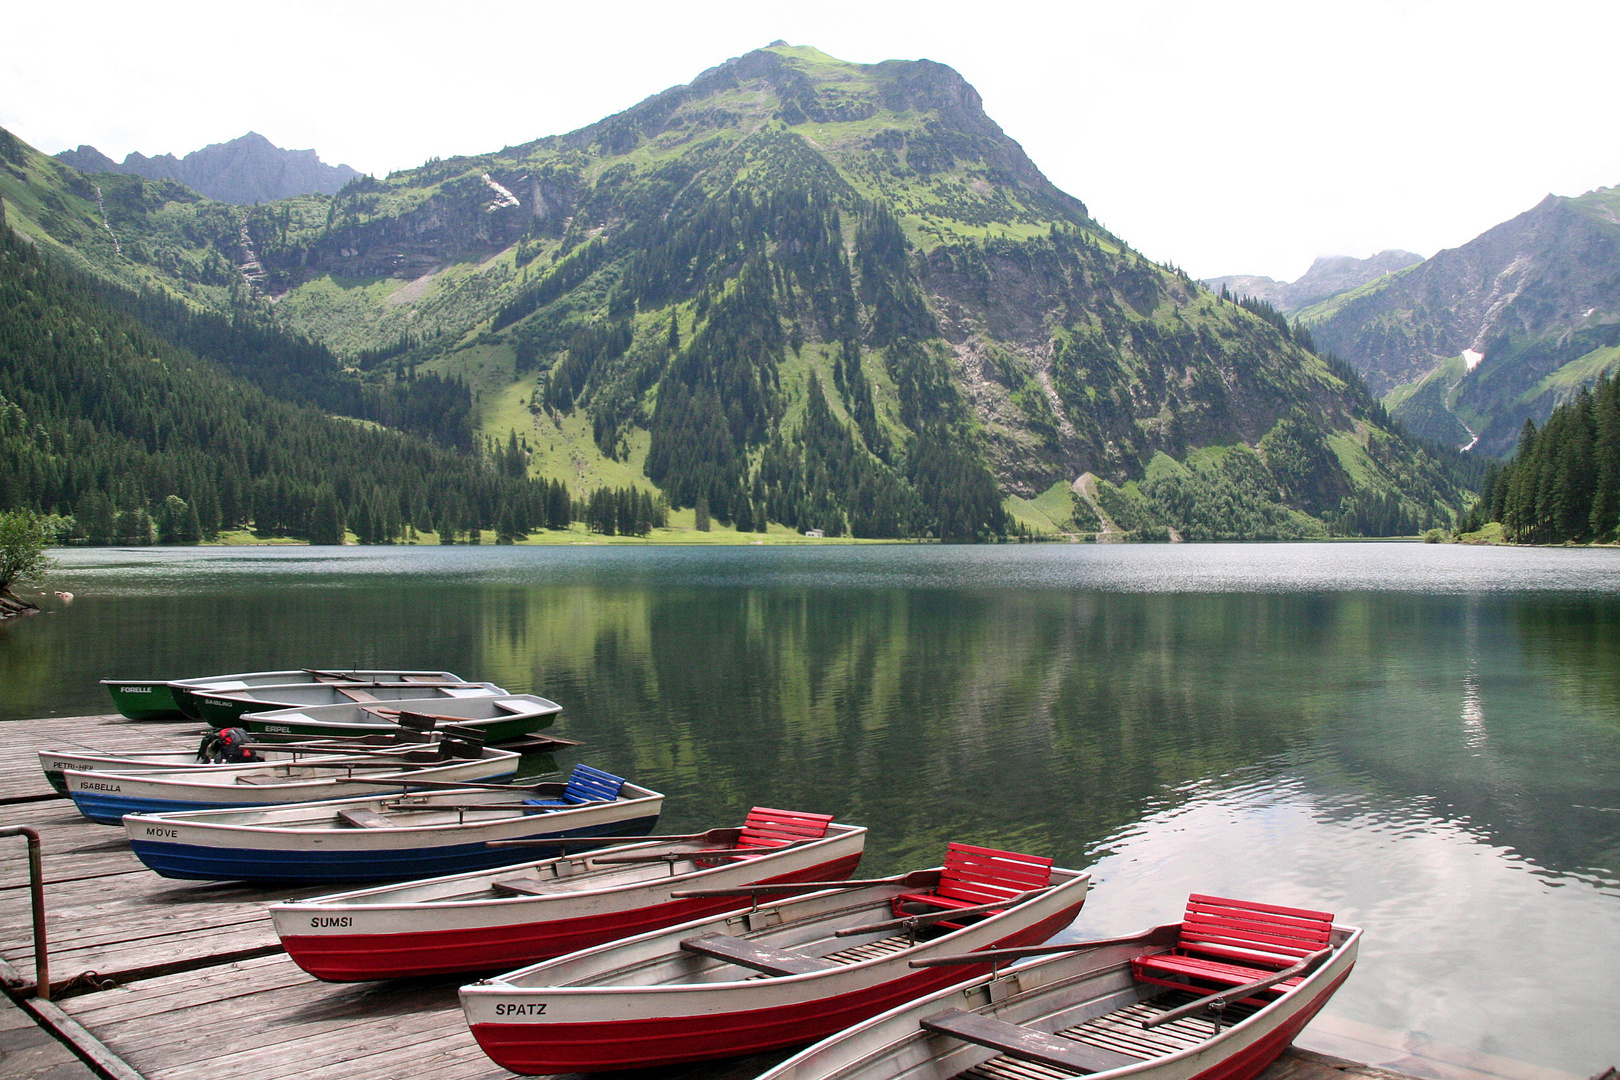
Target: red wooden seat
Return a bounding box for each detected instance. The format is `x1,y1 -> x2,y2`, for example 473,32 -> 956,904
1132,894 -> 1334,1003
892,843 -> 1053,929
736,807 -> 836,848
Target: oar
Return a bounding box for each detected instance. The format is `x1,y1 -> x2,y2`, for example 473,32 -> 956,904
237,742 -> 437,756
341,776 -> 560,793
489,827 -> 743,849
833,887 -> 1052,938
590,849 -> 760,864
909,925 -> 1182,967
1142,949 -> 1332,1030
671,870 -> 943,899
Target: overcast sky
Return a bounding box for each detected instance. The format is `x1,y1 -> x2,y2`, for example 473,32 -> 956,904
4,1 -> 1615,281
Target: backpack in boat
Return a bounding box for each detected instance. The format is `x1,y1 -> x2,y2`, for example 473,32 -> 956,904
197,727 -> 260,763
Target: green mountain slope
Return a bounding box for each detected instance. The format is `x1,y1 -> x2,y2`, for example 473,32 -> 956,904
1299,186 -> 1620,456
0,213 -> 568,543
1,45 -> 1466,538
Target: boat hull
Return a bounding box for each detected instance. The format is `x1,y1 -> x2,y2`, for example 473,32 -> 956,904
128,817 -> 661,882
101,680 -> 186,721
275,832 -> 866,980
462,870 -> 1090,1073
65,753 -> 519,825
121,783 -> 665,883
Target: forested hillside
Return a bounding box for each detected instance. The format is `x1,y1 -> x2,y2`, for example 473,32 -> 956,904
1,45 -> 1473,540
1466,373 -> 1620,544
0,220 -> 570,544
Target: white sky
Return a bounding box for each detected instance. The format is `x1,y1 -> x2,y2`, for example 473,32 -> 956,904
4,0 -> 1617,282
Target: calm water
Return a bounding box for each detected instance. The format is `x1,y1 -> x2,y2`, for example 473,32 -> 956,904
3,543 -> 1618,1073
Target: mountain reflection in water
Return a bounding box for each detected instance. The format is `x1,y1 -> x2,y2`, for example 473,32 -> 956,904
2,543 -> 1616,1072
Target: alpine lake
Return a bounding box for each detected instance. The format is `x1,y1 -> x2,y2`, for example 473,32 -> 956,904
2,542 -> 1617,1076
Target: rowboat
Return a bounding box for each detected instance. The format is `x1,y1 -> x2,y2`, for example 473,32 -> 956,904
242,694 -> 561,744
191,681 -> 509,727
64,743 -> 521,824
121,765 -> 664,883
166,669 -> 472,720
38,736 -> 443,795
460,842 -> 1091,1074
754,894 -> 1360,1080
100,679 -> 187,721
271,807 -> 866,981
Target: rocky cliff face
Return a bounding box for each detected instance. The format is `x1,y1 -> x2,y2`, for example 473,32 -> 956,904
1204,249 -> 1421,313
1299,188 -> 1620,454
56,132 -> 360,204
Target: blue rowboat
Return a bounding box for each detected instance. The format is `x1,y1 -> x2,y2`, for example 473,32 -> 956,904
121,767 -> 664,883
64,744 -> 520,825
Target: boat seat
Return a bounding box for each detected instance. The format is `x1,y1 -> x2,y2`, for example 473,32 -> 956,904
921,1008 -> 1142,1074
338,687 -> 380,702
1132,894 -> 1334,1003
523,764 -> 626,808
678,933 -> 838,977
336,808 -> 397,829
489,876 -> 550,897
695,807 -> 836,867
737,806 -> 836,848
892,843 -> 1053,930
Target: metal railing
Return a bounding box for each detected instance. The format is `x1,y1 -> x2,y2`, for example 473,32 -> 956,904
0,825 -> 48,998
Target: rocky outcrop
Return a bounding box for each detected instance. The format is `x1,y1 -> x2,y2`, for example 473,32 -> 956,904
56,132 -> 360,204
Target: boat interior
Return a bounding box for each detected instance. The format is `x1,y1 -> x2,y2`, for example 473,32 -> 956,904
497,851 -> 1088,990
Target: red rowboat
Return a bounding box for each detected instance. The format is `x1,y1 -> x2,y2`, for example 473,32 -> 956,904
459,842 -> 1091,1074
270,807 -> 866,980
755,893 -> 1360,1080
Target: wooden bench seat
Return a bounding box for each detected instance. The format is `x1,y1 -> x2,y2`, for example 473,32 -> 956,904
892,843 -> 1052,930
678,933 -> 837,977
921,1008 -> 1141,1074
489,876 -> 550,897
336,808 -> 397,829
523,764 -> 627,808
1132,894 -> 1333,1002
737,806 -> 836,848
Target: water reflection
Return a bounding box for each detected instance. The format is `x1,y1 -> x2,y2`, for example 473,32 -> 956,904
2,545 -> 1618,1071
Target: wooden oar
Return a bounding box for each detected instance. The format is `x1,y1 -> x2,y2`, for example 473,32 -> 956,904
833,887 -> 1051,938
589,849 -> 759,864
671,870 -> 942,899
237,742 -> 438,756
908,925 -> 1182,967
341,777 -> 559,793
1142,948 -> 1332,1030
489,828 -> 743,849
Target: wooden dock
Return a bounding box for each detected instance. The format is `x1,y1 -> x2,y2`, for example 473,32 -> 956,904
0,713 -> 1439,1080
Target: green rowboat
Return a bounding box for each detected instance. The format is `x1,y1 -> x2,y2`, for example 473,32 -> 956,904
101,680 -> 187,721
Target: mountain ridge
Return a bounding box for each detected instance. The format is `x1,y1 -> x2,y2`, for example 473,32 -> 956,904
1,44 -> 1467,540
1204,249 -> 1423,313
1297,185 -> 1620,455
56,131 -> 360,204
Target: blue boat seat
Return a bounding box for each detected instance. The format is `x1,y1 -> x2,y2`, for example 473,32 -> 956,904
523,764 -> 626,808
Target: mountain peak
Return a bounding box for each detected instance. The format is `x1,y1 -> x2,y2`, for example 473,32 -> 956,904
54,132 -> 359,204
